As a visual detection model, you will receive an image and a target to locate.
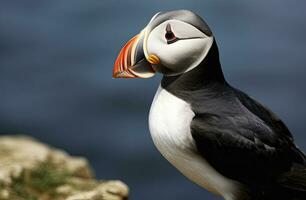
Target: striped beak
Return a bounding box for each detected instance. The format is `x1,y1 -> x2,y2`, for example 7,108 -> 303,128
113,31 -> 158,78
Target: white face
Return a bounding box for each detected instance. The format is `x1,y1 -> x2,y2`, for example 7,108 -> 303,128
145,19 -> 213,76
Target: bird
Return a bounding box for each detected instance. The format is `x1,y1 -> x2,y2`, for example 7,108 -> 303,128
113,10 -> 306,200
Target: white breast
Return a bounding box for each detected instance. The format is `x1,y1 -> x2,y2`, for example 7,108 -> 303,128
149,86 -> 241,200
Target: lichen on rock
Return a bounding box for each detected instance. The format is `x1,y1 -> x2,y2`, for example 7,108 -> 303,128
0,136 -> 128,200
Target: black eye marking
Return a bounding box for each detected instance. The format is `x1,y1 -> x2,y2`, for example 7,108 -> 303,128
165,24 -> 178,44
165,23 -> 204,45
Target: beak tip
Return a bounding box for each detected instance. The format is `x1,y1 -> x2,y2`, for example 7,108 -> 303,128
112,68 -> 118,78
112,68 -> 136,78
112,70 -> 122,78
112,71 -> 117,78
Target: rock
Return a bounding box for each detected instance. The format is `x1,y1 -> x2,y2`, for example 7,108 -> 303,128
0,136 -> 129,200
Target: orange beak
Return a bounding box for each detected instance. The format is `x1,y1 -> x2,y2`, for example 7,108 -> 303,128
113,33 -> 156,78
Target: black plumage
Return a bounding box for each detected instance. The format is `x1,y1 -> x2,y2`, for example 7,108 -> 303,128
162,40 -> 306,200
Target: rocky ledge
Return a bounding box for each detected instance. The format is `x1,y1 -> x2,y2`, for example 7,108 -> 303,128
0,136 -> 128,200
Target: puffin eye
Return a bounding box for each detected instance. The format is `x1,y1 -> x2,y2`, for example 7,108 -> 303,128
165,31 -> 176,41
165,24 -> 178,44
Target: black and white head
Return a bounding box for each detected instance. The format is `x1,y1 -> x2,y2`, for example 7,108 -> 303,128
113,10 -> 214,78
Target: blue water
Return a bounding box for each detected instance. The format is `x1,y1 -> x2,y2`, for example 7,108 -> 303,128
1,1 -> 306,199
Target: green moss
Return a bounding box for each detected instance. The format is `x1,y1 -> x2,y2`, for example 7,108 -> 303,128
12,181 -> 37,200
10,163 -> 70,200
28,164 -> 69,192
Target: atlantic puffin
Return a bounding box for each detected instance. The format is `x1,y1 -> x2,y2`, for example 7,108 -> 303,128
113,10 -> 306,200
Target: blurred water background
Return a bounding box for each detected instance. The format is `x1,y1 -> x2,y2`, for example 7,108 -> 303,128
1,1 -> 306,199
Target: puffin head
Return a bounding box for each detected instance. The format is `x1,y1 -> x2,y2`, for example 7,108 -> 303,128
113,10 -> 214,78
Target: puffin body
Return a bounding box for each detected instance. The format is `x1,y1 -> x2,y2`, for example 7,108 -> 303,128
113,10 -> 306,200
149,86 -> 242,199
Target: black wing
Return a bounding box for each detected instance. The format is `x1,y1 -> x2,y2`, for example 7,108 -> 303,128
190,87 -> 305,186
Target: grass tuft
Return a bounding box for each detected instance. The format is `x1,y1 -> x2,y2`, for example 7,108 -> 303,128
10,163 -> 70,200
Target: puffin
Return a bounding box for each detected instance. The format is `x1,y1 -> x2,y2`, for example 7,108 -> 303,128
113,10 -> 306,200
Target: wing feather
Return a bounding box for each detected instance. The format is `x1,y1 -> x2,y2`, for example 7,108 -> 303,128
190,87 -> 305,186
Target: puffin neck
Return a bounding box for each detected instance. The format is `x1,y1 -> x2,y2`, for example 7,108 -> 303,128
161,40 -> 227,92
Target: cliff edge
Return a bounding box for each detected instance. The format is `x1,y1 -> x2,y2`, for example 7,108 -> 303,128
0,136 -> 128,200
